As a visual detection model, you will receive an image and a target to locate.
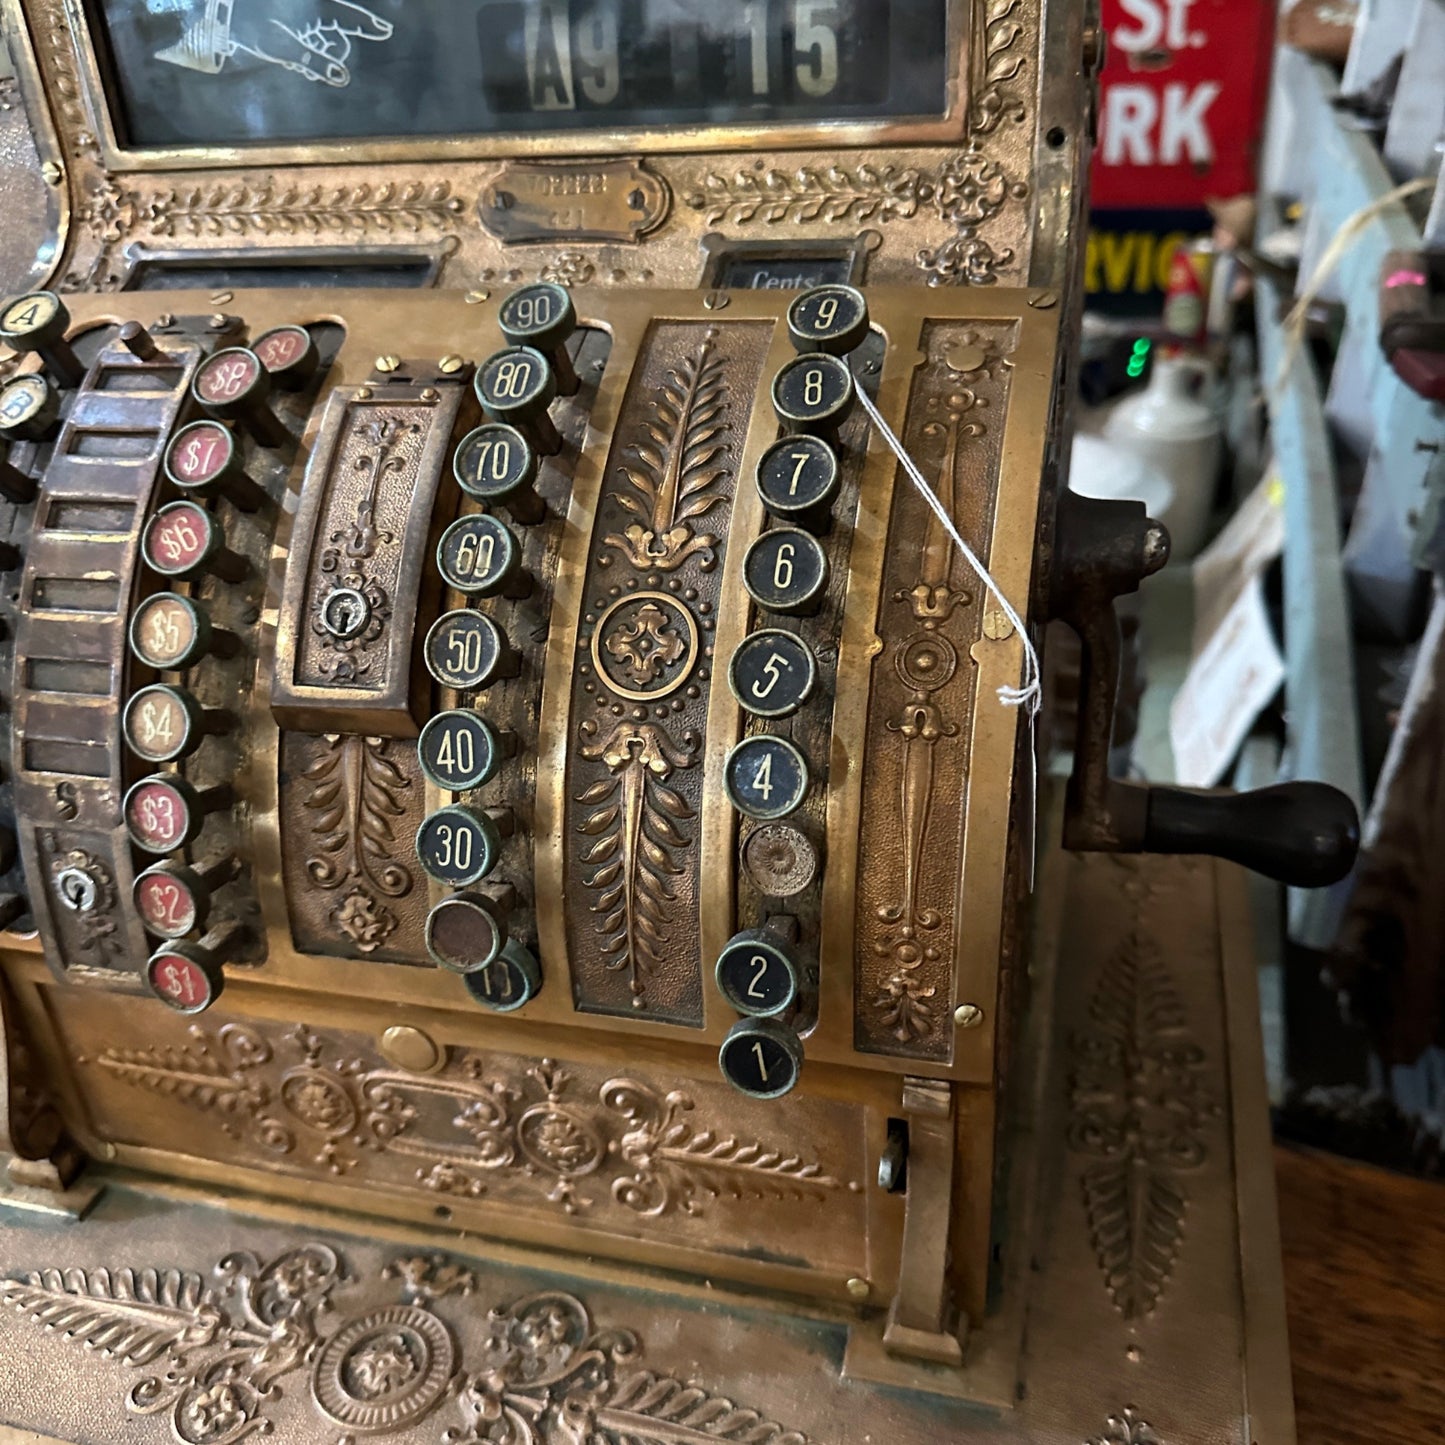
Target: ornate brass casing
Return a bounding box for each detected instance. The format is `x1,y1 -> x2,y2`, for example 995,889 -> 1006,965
0,6 -> 1307,1444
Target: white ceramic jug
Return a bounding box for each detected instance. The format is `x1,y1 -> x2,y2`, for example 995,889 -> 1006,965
1102,356 -> 1222,559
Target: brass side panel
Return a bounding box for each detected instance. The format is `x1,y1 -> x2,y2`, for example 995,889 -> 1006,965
279,732 -> 429,965
11,334 -> 202,986
271,379 -> 472,736
43,990 -> 875,1283
853,319 -> 1017,1061
563,320 -> 771,1025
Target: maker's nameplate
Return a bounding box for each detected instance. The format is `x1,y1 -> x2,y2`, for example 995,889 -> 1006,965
480,160 -> 669,245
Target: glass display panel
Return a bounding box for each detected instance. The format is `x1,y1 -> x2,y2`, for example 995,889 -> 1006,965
88,0 -> 950,149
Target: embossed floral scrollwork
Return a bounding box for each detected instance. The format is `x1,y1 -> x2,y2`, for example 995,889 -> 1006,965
683,164 -> 924,226
917,145 -> 1028,288
971,0 -> 1029,135
81,1022 -> 295,1155
1070,930 -> 1220,1317
5,1244 -> 818,1445
602,1079 -> 847,1217
3,1244 -> 341,1444
576,722 -> 700,1009
540,251 -> 597,286
85,1027 -> 858,1215
302,733 -> 414,953
1088,1407 -> 1163,1445
604,329 -> 729,572
917,232 -> 1018,288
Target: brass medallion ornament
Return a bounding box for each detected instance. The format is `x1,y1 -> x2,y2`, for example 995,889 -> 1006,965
592,593 -> 697,701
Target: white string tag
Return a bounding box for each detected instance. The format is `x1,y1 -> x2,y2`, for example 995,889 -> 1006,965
855,383 -> 1042,889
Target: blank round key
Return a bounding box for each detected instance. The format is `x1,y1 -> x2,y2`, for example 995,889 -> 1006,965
498,282 -> 579,395
133,856 -> 238,940
437,513 -> 530,599
724,735 -> 810,821
772,353 -> 855,437
415,803 -> 510,886
787,284 -> 870,356
425,891 -> 513,973
719,1018 -> 804,1098
124,775 -> 233,855
464,938 -> 542,1012
130,592 -> 239,671
743,528 -> 829,617
729,629 -> 817,719
191,347 -> 289,449
0,290 -> 84,386
124,684 -> 229,764
417,710 -> 516,791
424,610 -> 519,690
715,927 -> 802,1018
475,346 -> 560,455
165,420 -> 267,511
0,373 -> 60,443
252,325 -> 319,390
142,501 -> 248,582
755,436 -> 840,534
453,423 -> 544,524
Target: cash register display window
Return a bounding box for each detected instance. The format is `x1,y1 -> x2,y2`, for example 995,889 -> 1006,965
87,1 -> 950,149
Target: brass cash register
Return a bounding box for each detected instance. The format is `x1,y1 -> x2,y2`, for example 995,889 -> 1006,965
0,4 -> 1357,1442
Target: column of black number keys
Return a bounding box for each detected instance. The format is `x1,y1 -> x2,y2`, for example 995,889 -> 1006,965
715,285 -> 871,1098
415,284 -> 579,1012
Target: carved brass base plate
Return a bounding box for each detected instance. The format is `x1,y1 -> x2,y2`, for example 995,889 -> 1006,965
0,853 -> 1295,1445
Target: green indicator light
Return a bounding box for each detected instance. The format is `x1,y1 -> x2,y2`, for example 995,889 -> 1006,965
1126,358 -> 1145,378
1131,337 -> 1151,356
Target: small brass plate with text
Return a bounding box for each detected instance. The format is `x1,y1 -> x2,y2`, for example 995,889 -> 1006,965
479,160 -> 670,245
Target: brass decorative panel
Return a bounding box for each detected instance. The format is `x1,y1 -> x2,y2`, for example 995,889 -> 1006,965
272,376 -> 473,736
563,321 -> 771,1025
0,0 -> 1066,296
853,319 -> 1017,1061
279,731 -> 429,964
45,994 -> 875,1284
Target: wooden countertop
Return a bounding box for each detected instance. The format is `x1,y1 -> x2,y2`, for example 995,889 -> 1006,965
1276,1144 -> 1445,1443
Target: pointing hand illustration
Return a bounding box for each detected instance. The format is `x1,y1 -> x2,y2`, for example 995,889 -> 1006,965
155,0 -> 396,88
